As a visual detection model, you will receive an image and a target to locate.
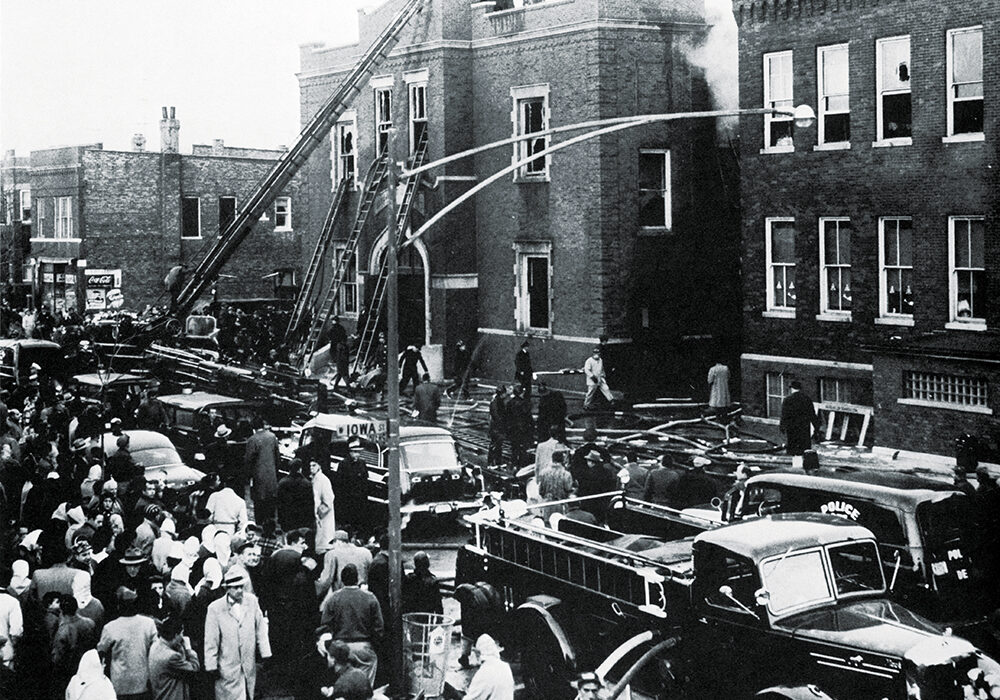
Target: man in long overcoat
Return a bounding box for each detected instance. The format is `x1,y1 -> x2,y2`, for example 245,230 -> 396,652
244,417 -> 279,525
204,569 -> 271,700
779,380 -> 822,456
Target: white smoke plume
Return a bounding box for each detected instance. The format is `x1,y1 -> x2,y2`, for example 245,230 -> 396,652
682,0 -> 739,140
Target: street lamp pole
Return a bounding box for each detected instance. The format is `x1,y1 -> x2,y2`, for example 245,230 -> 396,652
383,128 -> 405,699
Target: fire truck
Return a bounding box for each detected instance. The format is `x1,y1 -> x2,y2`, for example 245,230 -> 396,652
455,498 -> 1000,699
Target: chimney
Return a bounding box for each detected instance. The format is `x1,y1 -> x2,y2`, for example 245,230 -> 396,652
132,134 -> 147,152
212,139 -> 225,156
159,106 -> 180,154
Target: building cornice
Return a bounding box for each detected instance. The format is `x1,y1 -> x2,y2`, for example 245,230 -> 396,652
734,0 -> 908,26
298,17 -> 700,81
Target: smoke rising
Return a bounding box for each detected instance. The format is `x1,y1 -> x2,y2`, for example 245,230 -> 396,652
682,0 -> 739,140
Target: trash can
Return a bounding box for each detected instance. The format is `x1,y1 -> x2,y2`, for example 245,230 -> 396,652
403,613 -> 455,698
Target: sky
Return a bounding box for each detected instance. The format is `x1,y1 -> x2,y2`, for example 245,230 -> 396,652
0,0 -> 377,155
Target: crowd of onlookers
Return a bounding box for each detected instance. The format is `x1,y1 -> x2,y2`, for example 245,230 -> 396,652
0,353 -> 448,700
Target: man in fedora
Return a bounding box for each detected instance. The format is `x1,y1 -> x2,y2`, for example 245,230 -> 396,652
97,586 -> 157,700
204,569 -> 271,700
573,671 -> 605,700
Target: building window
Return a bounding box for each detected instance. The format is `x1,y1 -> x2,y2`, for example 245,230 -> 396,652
765,372 -> 789,418
766,218 -> 796,312
332,117 -> 357,189
375,87 -> 393,155
515,241 -> 552,332
817,44 -> 850,145
946,27 -> 983,137
19,189 -> 31,222
879,217 -> 914,317
181,197 -> 200,239
274,196 -> 292,231
408,82 -> 427,154
876,36 -> 911,142
763,51 -> 794,150
55,196 -> 73,239
904,371 -> 987,409
511,84 -> 550,180
819,218 -> 852,315
819,377 -> 852,404
638,150 -> 671,230
334,244 -> 359,316
218,196 -> 236,232
949,216 -> 986,324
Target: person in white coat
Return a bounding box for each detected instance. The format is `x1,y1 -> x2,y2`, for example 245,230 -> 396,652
463,634 -> 514,700
582,347 -> 613,411
203,569 -> 271,700
310,458 -> 336,555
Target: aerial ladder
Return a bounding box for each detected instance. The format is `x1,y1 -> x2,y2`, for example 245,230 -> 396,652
297,151 -> 390,363
159,0 -> 427,330
284,176 -> 352,347
351,128 -> 429,374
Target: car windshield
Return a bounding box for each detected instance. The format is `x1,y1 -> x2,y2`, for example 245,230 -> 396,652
400,440 -> 459,473
761,549 -> 833,615
828,541 -> 885,596
131,447 -> 183,469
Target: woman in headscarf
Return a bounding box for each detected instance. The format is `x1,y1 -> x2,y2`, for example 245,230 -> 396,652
10,559 -> 31,597
64,649 -> 116,700
72,570 -> 105,635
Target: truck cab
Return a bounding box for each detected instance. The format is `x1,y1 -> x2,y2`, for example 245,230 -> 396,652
286,412 -> 481,521
156,391 -> 261,463
0,338 -> 63,386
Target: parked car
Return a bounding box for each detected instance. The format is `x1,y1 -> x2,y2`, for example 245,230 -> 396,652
69,372 -> 159,427
101,429 -> 205,491
155,391 -> 262,463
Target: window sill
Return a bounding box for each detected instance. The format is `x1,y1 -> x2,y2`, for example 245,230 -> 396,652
638,226 -> 671,236
897,398 -> 993,415
274,227 -> 293,233
514,175 -> 550,184
872,138 -> 912,148
762,309 -> 795,319
516,328 -> 553,339
759,145 -> 794,155
875,316 -> 914,327
30,237 -> 82,243
944,320 -> 987,331
815,312 -> 852,322
813,142 -> 851,151
181,236 -> 203,241
942,133 -> 985,144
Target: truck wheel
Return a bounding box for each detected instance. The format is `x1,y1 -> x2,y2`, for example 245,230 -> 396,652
517,610 -> 576,700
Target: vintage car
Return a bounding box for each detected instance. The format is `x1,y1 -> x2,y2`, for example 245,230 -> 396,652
101,429 -> 205,491
155,391 -> 265,463
0,338 -> 63,386
69,372 -> 159,424
283,412 -> 481,520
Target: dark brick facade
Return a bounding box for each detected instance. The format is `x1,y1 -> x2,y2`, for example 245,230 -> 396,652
735,0 -> 1000,456
23,133 -> 304,313
298,0 -> 740,392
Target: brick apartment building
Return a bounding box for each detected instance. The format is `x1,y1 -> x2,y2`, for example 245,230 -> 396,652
1,150 -> 32,310
735,0 -> 1000,458
297,0 -> 740,391
12,109 -> 306,315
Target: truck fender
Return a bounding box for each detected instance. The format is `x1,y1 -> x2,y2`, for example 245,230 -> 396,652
515,596 -> 576,668
756,684 -> 839,700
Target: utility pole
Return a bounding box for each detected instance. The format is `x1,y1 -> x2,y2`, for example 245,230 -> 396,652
384,128 -> 405,698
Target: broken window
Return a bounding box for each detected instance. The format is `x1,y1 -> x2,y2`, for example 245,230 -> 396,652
515,241 -> 552,332
408,82 -> 427,154
333,118 -> 357,188
375,87 -> 393,155
877,36 -> 911,141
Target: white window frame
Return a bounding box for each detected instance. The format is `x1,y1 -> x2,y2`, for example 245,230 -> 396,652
819,377 -> 852,405
877,217 -> 914,324
947,216 -> 986,330
510,84 -> 550,181
765,372 -> 789,418
180,196 -> 201,239
19,188 -> 31,222
274,196 -> 292,231
331,112 -> 358,191
945,26 -> 984,141
899,371 -> 991,415
407,81 -> 428,155
374,86 -> 393,156
514,241 -> 552,333
874,35 -> 912,146
765,217 -> 796,317
638,149 -> 671,231
763,51 -> 794,153
816,44 -> 850,149
55,196 -> 73,239
818,217 -> 852,320
334,243 -> 360,317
